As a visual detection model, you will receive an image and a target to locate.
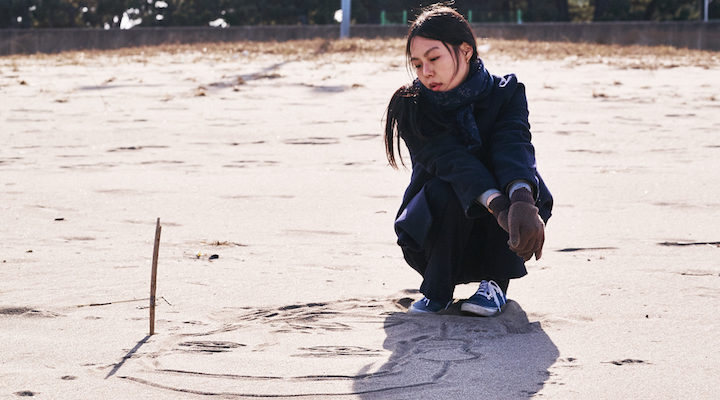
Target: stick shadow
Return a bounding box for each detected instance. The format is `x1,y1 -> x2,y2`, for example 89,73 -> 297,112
353,300 -> 558,399
105,335 -> 151,379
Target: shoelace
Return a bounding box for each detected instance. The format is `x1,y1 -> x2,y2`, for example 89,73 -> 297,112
477,280 -> 505,312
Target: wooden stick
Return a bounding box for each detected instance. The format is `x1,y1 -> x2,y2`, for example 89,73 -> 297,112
149,218 -> 161,335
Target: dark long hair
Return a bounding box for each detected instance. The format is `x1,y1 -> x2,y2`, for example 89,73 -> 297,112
384,84 -> 419,168
384,4 -> 479,168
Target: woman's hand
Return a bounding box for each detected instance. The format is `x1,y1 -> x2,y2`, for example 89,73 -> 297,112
507,189 -> 545,261
487,195 -> 510,233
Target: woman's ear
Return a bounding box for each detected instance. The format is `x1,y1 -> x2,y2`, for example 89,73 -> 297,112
460,42 -> 473,63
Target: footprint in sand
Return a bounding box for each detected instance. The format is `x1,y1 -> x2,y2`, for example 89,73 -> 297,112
0,307 -> 33,315
0,307 -> 61,318
605,359 -> 649,366
283,137 -> 339,145
283,229 -> 352,236
107,145 -> 169,152
657,241 -> 720,247
556,247 -> 618,252
228,140 -> 266,146
222,160 -> 280,168
176,341 -> 245,353
348,133 -> 380,140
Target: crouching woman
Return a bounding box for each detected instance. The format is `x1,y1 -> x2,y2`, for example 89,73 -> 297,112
384,5 -> 553,315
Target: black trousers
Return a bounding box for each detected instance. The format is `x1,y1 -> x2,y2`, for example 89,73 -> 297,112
401,179 -> 525,303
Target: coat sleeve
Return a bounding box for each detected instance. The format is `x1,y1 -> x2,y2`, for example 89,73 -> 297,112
487,75 -> 540,198
403,132 -> 498,218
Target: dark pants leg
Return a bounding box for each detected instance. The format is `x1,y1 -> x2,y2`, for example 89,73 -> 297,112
401,179 -> 525,302
493,279 -> 510,294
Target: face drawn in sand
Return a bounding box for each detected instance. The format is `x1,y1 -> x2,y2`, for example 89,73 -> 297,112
113,296 -> 558,399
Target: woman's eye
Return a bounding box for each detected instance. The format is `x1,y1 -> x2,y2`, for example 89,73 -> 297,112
414,64 -> 422,69
429,57 -> 439,62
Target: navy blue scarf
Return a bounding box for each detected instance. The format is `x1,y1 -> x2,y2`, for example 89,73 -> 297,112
414,60 -> 494,145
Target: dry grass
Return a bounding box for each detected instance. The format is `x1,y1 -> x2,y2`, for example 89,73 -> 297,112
2,38 -> 718,69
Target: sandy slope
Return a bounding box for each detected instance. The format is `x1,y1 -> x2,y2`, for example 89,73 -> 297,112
1,40 -> 719,399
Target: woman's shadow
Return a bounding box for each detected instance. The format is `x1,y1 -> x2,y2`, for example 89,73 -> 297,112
353,298 -> 559,399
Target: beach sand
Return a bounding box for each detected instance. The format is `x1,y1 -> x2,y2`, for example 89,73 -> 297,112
1,38 -> 719,399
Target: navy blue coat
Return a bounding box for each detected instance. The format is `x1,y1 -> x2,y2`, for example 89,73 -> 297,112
395,74 -> 553,251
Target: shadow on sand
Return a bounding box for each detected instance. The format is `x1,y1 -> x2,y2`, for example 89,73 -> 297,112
353,300 -> 558,399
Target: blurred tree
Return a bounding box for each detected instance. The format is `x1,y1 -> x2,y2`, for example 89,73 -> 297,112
224,1 -> 260,25
353,0 -> 386,24
30,0 -> 80,27
556,0 -> 571,19
173,0 -> 222,26
644,0 -> 701,20
1,0 -> 34,28
593,0 -> 630,20
524,0 -> 570,21
219,0 -> 338,26
0,0 -> 714,28
93,0 -> 126,27
568,0 -> 594,21
90,0 -> 156,28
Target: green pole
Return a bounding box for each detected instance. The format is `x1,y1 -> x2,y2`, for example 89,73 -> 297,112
380,10 -> 386,25
402,10 -> 407,24
468,9 -> 473,23
517,9 -> 522,24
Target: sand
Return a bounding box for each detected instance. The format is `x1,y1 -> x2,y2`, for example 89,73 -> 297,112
1,38 -> 719,399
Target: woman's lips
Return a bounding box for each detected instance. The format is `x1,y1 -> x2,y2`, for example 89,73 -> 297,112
429,83 -> 442,91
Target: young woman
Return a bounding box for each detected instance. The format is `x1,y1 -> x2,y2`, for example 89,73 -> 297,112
384,5 -> 553,316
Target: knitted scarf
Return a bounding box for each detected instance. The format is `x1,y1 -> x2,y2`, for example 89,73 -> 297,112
415,60 -> 494,145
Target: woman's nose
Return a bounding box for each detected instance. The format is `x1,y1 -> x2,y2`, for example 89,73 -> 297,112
422,63 -> 433,77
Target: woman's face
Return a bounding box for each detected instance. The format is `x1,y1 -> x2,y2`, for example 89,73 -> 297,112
409,36 -> 472,92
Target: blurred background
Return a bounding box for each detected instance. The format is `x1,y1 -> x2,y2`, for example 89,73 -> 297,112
1,0 -> 718,30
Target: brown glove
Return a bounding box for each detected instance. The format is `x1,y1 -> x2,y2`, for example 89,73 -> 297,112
507,188 -> 545,261
487,195 -> 510,233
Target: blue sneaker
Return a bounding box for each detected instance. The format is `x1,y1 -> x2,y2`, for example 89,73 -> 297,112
460,280 -> 507,316
408,297 -> 452,314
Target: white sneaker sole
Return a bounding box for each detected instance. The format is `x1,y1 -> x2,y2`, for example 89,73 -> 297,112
460,302 -> 502,317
